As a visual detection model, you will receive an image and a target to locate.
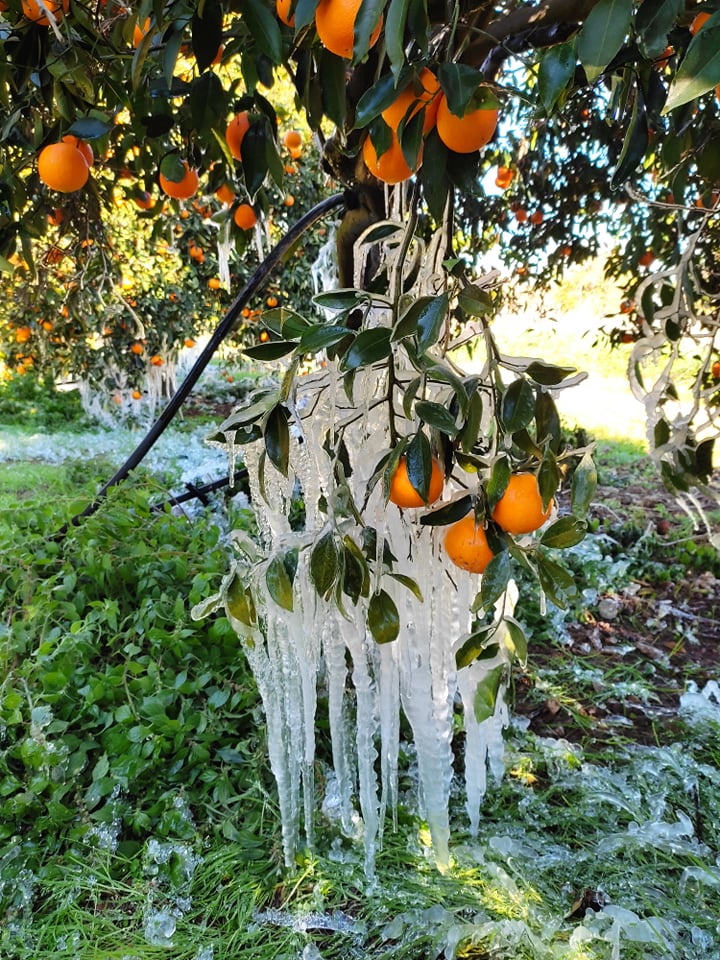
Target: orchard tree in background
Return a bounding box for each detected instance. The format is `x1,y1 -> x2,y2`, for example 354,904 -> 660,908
1,0 -> 720,866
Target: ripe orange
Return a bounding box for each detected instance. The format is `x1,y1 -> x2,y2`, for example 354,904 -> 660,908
132,389 -> 142,400
619,298 -> 634,314
315,0 -> 383,59
47,207 -> 66,226
283,193 -> 295,206
435,93 -> 498,153
234,203 -> 258,230
491,473 -> 552,535
135,191 -> 154,209
151,354 -> 164,366
15,326 -> 32,343
495,165 -> 514,189
362,133 -> 419,185
208,277 -> 221,289
711,360 -> 720,379
444,514 -> 494,573
388,456 -> 444,508
216,183 -> 235,205
276,0 -> 294,24
638,249 -> 655,268
514,207 -> 528,223
529,209 -> 544,225
259,330 -> 269,342
382,68 -> 440,135
283,130 -> 302,150
690,12 -> 711,34
130,341 -> 144,355
62,136 -> 93,167
159,162 -> 199,200
266,294 -> 279,307
22,0 -> 69,24
38,142 -> 90,193
184,338 -> 197,348
226,112 -> 250,161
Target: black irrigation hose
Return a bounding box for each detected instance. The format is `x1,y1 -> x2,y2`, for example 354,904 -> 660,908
52,192 -> 346,541
149,467 -> 249,513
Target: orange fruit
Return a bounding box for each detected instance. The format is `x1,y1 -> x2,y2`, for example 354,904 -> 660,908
38,142 -> 90,193
382,68 -> 440,135
444,515 -> 494,574
15,326 -> 32,343
276,0 -> 294,24
435,93 -> 498,154
133,16 -> 151,46
283,130 -> 302,150
289,145 -> 303,160
208,277 -> 221,289
529,209 -> 544,225
47,207 -> 66,226
514,207 -> 528,222
495,165 -> 514,189
130,342 -> 144,355
619,298 -> 634,314
226,112 -> 250,161
711,360 -> 720,379
315,0 -> 383,59
234,203 -> 258,230
159,162 -> 199,200
491,473 -> 552,535
690,12 -> 711,34
132,390 -> 142,400
362,132 -> 419,184
388,456 -> 444,508
283,193 -> 295,206
216,183 -> 235,205
22,0 -> 69,24
638,249 -> 655,268
184,338 -> 197,348
62,136 -> 93,167
266,294 -> 279,307
151,354 -> 163,366
259,330 -> 269,342
135,191 -> 153,209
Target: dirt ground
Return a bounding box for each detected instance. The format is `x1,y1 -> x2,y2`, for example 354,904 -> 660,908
515,467 -> 720,749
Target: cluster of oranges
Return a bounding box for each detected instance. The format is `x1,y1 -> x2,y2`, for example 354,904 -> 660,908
389,456 -> 553,574
37,137 -> 93,193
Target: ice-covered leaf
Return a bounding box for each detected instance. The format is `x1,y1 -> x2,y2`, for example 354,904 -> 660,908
310,529 -> 339,598
368,589 -> 400,644
342,327 -> 392,370
264,404 -> 290,476
457,283 -> 493,317
501,378 -> 535,432
525,360 -> 577,386
473,664 -> 505,723
455,628 -> 499,670
540,516 -> 587,549
266,554 -> 294,611
414,400 -> 459,437
571,450 -> 597,518
480,551 -> 512,610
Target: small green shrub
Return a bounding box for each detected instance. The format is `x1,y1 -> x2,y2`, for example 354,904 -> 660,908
0,373 -> 87,429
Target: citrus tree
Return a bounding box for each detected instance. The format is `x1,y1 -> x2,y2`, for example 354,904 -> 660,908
2,0 -> 720,868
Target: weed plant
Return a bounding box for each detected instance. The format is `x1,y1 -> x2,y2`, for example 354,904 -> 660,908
0,373 -> 88,430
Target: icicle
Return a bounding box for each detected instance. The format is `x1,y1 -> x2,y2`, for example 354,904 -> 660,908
217,218 -> 233,291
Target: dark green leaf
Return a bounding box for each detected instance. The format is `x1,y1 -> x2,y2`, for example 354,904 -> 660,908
414,400 -> 459,437
501,378 -> 535,432
535,552 -> 577,609
538,452 -> 560,510
437,63 -> 486,114
535,391 -> 562,452
367,590 -> 400,644
459,391 -> 483,454
577,0 -> 633,83
240,0 -> 283,63
540,516 -> 587,549
418,131 -> 449,222
419,495 -> 472,526
313,288 -> 367,311
243,341 -> 296,360
310,529 -> 339,597
299,324 -> 354,353
473,664 -> 505,723
354,72 -> 401,128
352,0 -> 385,62
192,0 -> 224,71
664,16 -> 720,111
65,115 -> 114,139
635,0 -> 683,59
611,86 -> 649,188
537,40 -> 577,114
392,293 -> 448,349
571,451 -> 597,518
388,572 -> 423,602
343,536 -> 371,601
385,0 -> 411,75
342,327 -> 392,371
320,49 -> 348,127
266,554 -> 294,611
190,71 -> 226,133
525,360 -> 577,386
486,456 -> 511,512
405,431 -> 433,502
480,551 -> 512,610
240,121 -> 271,197
264,405 -> 290,476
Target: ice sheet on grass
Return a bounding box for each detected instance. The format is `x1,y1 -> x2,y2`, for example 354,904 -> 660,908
679,680 -> 720,723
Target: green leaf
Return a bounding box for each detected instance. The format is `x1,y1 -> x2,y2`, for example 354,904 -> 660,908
538,452 -> 560,510
192,0 -> 224,71
342,327 -> 392,370
313,288 -> 367,311
190,71 -> 226,133
535,552 -> 577,609
419,495 -> 472,526
611,85 -> 649,189
414,400 -> 459,437
480,551 -> 512,610
501,378 -> 535,432
534,391 -> 562,452
388,572 -> 423,602
405,430 -> 433,501
353,0 -> 385,63
525,360 -> 577,386
241,120 -> 272,197
299,324 -> 354,353
473,664 -> 505,723
310,529 -> 339,598
343,536 -> 371,602
320,49 -> 348,127
240,0 -> 283,63
264,404 -> 290,476
577,0 -> 633,83
65,115 -> 114,139
635,0 -> 683,59
458,391 -> 483,454
392,293 -> 448,349
537,40 -> 577,114
266,554 -> 294,611
354,72 -> 401,128
456,629 -> 499,670
504,617 -> 528,664
385,0 -> 411,76
243,341 -> 296,360
457,284 -> 493,317
367,590 -> 400,644
418,131 -> 449,222
540,516 -> 587,549
664,16 -> 720,112
571,451 -> 597,518
225,576 -> 257,626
